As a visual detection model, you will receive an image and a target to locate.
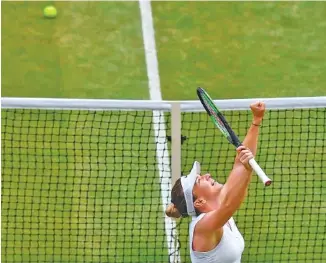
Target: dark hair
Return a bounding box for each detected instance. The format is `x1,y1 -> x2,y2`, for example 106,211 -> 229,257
165,178 -> 198,218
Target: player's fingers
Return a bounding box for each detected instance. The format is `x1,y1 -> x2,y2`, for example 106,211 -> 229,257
250,101 -> 260,107
259,101 -> 265,107
243,153 -> 254,161
238,149 -> 251,158
250,101 -> 265,110
236,145 -> 246,152
239,155 -> 248,163
240,153 -> 254,164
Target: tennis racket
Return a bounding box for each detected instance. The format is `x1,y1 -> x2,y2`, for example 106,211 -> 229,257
197,87 -> 272,186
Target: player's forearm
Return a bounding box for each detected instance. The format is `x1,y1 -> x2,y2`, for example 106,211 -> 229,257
215,164 -> 252,225
220,118 -> 262,214
223,120 -> 261,200
211,105 -> 265,227
221,136 -> 259,214
226,164 -> 251,193
241,116 -> 262,157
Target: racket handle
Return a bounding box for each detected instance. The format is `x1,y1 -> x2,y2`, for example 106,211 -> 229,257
248,158 -> 272,186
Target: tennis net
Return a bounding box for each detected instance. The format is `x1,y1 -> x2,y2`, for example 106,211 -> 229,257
2,97 -> 326,263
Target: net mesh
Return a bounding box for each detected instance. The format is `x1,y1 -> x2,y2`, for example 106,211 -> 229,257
2,107 -> 326,263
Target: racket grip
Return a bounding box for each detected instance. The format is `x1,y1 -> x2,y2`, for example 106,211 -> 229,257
248,158 -> 272,186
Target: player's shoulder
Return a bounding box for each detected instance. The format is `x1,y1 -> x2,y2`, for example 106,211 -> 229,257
193,212 -> 224,241
194,212 -> 223,232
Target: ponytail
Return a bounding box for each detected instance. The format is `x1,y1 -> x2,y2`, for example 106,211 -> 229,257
165,203 -> 182,219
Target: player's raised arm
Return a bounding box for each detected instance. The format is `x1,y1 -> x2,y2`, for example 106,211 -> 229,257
240,102 -> 265,157
197,102 -> 266,231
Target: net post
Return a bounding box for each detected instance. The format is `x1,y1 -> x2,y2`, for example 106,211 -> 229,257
171,102 -> 181,187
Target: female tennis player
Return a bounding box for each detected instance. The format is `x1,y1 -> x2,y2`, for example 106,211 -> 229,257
166,101 -> 266,263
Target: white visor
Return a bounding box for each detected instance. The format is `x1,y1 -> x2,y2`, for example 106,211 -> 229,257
180,161 -> 201,217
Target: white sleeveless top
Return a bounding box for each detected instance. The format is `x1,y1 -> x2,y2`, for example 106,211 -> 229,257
189,213 -> 245,263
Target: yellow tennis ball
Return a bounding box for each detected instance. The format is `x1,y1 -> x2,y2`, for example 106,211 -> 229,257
43,6 -> 57,18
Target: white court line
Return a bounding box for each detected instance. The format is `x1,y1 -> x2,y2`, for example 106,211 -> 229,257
138,1 -> 181,263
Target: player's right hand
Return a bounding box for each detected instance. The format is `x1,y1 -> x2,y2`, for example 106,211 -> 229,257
237,146 -> 254,169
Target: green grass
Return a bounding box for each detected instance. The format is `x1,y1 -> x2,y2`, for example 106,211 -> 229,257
2,1 -> 326,263
2,1 -> 148,99
153,1 -> 326,100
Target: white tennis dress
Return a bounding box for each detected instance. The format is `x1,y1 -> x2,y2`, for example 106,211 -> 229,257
189,213 -> 245,263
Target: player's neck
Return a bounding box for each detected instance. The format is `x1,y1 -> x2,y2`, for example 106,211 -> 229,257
203,196 -> 221,212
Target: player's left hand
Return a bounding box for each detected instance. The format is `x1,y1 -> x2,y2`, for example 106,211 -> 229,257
250,101 -> 265,124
